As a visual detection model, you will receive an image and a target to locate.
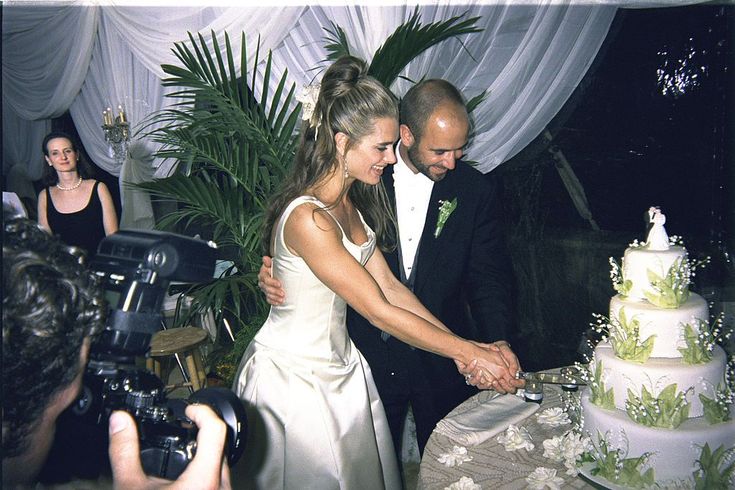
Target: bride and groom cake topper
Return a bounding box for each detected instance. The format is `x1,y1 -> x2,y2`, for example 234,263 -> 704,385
645,206 -> 669,250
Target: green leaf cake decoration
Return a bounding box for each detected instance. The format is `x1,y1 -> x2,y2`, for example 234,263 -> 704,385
699,393 -> 731,425
679,313 -> 732,365
591,310 -> 655,363
679,321 -> 714,365
699,377 -> 733,425
587,361 -> 615,410
693,443 -> 735,490
612,308 -> 655,363
587,431 -> 655,489
625,384 -> 691,429
642,254 -> 710,309
643,257 -> 691,308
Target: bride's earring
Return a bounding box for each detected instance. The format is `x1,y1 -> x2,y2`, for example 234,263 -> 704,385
344,160 -> 349,179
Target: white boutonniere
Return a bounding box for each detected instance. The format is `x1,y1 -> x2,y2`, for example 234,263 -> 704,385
434,197 -> 458,238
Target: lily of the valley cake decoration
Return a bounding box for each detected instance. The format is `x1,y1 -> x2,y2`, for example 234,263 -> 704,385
592,309 -> 655,363
699,382 -> 733,424
578,360 -> 615,410
586,431 -> 655,489
699,360 -> 734,424
609,257 -> 632,297
625,383 -> 691,429
434,197 -> 457,238
692,443 -> 735,489
678,313 -> 730,365
642,255 -> 709,309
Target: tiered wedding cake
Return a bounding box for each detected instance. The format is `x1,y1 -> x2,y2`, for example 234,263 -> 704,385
580,207 -> 734,486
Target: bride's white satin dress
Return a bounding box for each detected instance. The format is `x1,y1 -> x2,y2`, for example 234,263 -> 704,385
233,196 -> 401,490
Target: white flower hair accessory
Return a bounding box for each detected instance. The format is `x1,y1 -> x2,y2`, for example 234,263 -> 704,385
296,83 -> 321,138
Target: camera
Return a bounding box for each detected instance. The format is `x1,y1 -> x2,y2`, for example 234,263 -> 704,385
71,230 -> 246,480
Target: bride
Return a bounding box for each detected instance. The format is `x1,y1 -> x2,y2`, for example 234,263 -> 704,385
232,56 -> 523,489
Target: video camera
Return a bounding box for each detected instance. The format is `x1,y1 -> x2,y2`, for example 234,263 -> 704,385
72,230 -> 246,480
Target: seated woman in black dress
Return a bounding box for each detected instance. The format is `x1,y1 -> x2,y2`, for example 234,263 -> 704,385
37,131 -> 118,257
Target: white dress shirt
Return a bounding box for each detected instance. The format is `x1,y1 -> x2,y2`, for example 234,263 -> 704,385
393,141 -> 435,280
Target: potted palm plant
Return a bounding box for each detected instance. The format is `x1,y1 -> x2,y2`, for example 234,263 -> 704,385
139,8 -> 484,384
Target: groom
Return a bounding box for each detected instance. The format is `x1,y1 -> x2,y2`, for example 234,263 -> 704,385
259,79 -> 518,458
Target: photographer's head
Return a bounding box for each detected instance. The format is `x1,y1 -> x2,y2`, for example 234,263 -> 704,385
2,216 -> 105,485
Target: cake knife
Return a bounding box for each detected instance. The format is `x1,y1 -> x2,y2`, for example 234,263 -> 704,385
515,370 -> 586,386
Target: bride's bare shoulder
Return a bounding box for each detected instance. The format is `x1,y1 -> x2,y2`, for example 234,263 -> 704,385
284,201 -> 340,243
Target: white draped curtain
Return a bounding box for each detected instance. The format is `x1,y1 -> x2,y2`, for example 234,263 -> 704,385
5,1 -> 694,228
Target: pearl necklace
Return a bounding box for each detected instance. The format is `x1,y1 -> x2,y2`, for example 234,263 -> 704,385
56,177 -> 83,191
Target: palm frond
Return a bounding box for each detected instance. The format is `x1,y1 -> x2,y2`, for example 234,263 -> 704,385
139,30 -> 301,338
466,89 -> 488,113
323,21 -> 351,62
367,8 -> 483,88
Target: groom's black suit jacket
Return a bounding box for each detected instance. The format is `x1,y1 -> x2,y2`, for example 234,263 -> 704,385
347,160 -> 514,435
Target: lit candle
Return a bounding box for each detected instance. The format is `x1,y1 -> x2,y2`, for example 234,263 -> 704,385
105,107 -> 113,125
118,105 -> 126,124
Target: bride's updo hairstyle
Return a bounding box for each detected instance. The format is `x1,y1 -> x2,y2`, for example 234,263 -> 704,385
263,56 -> 398,253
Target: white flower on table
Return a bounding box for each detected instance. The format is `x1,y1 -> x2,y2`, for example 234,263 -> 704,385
542,435 -> 565,462
437,445 -> 473,467
444,476 -> 481,490
541,432 -> 592,477
496,424 -> 534,451
526,467 -> 564,490
561,432 -> 591,476
536,407 -> 571,427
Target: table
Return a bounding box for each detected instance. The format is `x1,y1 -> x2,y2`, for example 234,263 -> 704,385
418,383 -> 597,489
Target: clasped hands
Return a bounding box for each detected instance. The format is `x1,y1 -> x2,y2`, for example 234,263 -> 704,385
455,341 -> 525,394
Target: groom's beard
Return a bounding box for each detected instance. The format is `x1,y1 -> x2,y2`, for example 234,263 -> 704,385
407,144 -> 448,182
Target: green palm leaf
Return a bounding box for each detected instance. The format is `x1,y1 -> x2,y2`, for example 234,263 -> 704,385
139,30 -> 301,340
367,8 -> 482,87
322,21 -> 352,61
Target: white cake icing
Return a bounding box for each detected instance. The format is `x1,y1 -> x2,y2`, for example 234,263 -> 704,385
609,293 -> 709,358
594,342 -> 725,417
580,211 -> 733,486
622,245 -> 687,302
582,391 -> 735,483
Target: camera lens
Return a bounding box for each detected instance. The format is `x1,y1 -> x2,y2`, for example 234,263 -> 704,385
188,387 -> 247,466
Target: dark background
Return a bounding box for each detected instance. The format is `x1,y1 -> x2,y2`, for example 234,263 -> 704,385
498,4 -> 733,370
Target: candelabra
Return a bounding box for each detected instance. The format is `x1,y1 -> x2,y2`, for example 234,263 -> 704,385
102,105 -> 130,164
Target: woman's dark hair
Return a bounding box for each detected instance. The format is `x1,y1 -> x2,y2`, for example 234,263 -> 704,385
41,130 -> 95,185
2,217 -> 106,458
262,56 -> 399,253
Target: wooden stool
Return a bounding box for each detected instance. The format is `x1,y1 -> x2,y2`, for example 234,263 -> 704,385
146,327 -> 209,392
